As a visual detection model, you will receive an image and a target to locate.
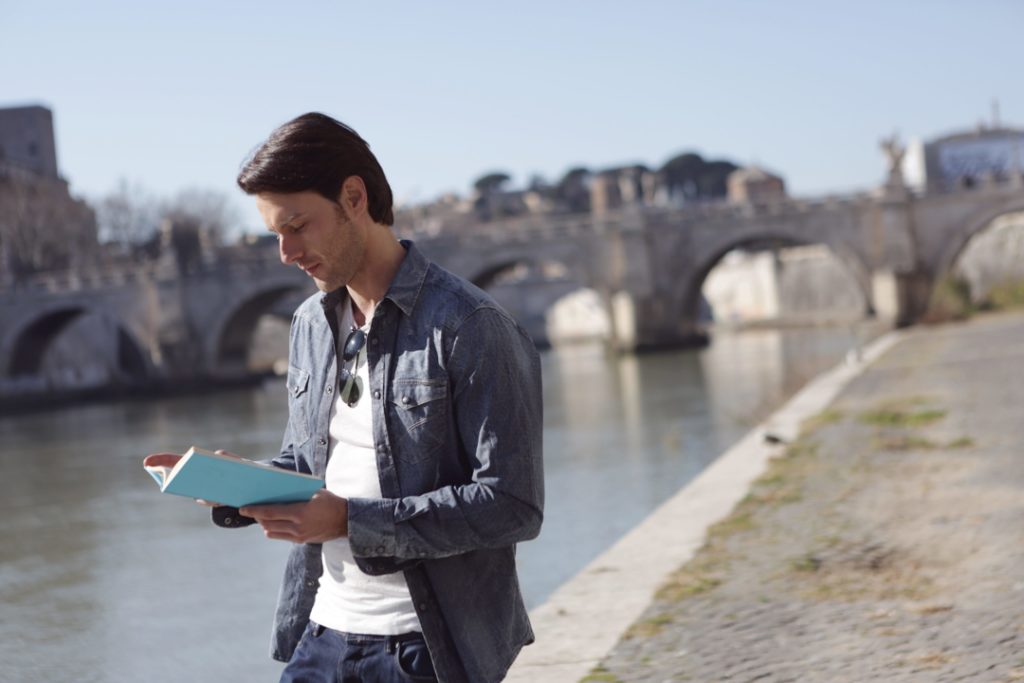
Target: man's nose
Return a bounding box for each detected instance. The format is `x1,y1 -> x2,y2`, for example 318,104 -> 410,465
279,234 -> 301,265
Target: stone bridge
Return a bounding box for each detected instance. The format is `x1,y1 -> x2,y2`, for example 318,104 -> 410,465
2,178 -> 1023,392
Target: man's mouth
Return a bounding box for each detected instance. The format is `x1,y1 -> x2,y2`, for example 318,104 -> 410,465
301,263 -> 320,276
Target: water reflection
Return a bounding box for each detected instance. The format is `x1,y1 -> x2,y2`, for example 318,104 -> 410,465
0,324 -> 880,682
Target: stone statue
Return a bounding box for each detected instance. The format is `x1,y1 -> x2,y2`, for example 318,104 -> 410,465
880,133 -> 906,188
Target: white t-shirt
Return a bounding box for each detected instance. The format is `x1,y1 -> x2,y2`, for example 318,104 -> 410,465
308,302 -> 422,635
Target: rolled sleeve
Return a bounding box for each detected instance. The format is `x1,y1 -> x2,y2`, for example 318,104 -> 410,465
347,497 -> 399,557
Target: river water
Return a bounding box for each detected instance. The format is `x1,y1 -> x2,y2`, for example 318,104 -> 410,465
0,324 -> 880,682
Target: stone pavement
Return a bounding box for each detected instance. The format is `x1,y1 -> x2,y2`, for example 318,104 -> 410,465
588,311 -> 1024,682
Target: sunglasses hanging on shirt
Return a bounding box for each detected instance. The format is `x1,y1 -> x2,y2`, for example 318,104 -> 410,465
338,327 -> 366,407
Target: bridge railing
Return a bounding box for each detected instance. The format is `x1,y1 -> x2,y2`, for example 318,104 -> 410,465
411,191 -> 876,243
0,265 -> 161,294
0,246 -> 294,295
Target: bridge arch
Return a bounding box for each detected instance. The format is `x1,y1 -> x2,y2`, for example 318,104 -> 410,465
470,260 -> 525,291
678,230 -> 873,327
207,282 -> 312,373
466,252 -> 607,346
467,251 -> 590,292
1,305 -> 151,382
934,197 -> 1024,283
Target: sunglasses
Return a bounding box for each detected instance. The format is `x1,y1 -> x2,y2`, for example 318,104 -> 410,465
338,327 -> 367,407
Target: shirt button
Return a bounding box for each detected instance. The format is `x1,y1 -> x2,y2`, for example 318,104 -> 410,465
401,396 -> 411,405
417,602 -> 429,612
326,386 -> 333,394
318,437 -> 327,446
374,390 -> 381,400
370,336 -> 378,347
306,580 -> 317,588
376,545 -> 386,554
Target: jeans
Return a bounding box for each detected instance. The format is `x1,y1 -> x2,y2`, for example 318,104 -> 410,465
279,622 -> 438,683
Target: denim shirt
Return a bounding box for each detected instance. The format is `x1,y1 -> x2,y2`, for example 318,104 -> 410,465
269,241 -> 544,683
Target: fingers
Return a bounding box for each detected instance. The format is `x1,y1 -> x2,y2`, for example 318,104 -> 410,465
257,519 -> 301,542
143,453 -> 183,468
240,503 -> 302,521
214,449 -> 243,460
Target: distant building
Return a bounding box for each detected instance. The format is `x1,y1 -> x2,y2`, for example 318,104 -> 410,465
0,104 -> 97,279
590,165 -> 657,214
726,166 -> 787,203
0,105 -> 60,179
902,124 -> 1024,193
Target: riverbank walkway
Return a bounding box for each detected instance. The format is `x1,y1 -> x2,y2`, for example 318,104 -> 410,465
508,310 -> 1024,682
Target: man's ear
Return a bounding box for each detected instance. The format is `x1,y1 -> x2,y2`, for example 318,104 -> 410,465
339,176 -> 368,216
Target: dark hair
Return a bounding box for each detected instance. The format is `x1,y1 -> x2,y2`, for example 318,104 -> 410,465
237,112 -> 394,225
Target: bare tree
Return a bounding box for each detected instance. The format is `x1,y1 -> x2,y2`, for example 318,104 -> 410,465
95,178 -> 159,247
161,187 -> 242,247
0,168 -> 98,281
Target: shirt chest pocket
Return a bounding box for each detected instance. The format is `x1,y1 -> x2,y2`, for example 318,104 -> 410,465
387,379 -> 448,464
286,365 -> 312,445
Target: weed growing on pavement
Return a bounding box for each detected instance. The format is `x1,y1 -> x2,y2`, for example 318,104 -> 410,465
709,511 -> 756,535
790,552 -> 823,573
873,434 -> 941,450
892,650 -> 957,669
653,437 -> 822,606
872,434 -> 976,451
655,568 -> 723,603
984,279 -> 1024,310
794,541 -> 935,603
859,406 -> 947,428
580,664 -> 623,682
923,276 -> 975,323
623,612 -> 675,640
803,408 -> 845,431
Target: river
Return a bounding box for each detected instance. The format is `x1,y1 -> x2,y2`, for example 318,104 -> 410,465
0,323 -> 881,682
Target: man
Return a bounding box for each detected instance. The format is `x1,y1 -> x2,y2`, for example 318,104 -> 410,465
146,113 -> 543,682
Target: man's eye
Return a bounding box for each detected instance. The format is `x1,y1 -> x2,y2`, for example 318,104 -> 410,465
292,224 -> 306,234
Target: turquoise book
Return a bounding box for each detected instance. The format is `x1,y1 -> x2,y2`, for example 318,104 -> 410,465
144,446 -> 324,507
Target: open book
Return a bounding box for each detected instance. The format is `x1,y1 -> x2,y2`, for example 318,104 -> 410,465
144,446 -> 324,508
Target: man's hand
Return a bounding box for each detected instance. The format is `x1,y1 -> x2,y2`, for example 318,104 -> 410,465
143,449 -> 243,507
143,452 -> 183,469
241,490 -> 349,544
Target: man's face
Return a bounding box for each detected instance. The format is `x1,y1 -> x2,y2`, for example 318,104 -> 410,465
256,190 -> 366,292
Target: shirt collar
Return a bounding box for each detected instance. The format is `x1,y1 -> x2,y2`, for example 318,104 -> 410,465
383,240 -> 428,317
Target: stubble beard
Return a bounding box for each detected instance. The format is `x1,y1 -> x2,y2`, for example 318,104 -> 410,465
314,206 -> 365,293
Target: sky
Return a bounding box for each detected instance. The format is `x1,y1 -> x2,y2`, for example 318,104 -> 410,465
4,0 -> 1023,234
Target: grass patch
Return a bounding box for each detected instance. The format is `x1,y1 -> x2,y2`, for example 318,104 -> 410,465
623,612 -> 674,640
873,434 -> 975,451
859,407 -> 946,428
739,439 -> 820,508
655,565 -> 723,603
983,279 -> 1024,310
922,275 -> 975,323
654,438 -> 821,605
803,408 -> 845,431
893,651 -> 957,669
580,664 -> 623,682
709,511 -> 755,536
790,553 -> 823,573
794,541 -> 936,603
803,572 -> 933,602
873,435 -> 940,451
